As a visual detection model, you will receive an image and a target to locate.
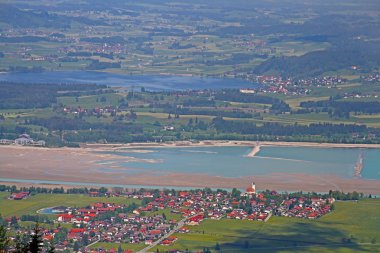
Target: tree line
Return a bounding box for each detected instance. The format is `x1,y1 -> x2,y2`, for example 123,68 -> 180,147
211,117 -> 371,136
0,184 -> 108,195
300,99 -> 380,114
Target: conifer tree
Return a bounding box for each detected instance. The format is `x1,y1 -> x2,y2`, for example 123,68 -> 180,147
29,223 -> 43,253
0,225 -> 10,253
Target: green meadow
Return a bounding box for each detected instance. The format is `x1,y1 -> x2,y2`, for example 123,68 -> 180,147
88,242 -> 146,252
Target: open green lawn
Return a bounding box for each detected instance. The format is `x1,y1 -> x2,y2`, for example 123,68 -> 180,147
285,96 -> 330,109
57,93 -> 123,109
152,199 -> 380,253
0,192 -> 141,217
89,242 -> 146,252
150,208 -> 183,221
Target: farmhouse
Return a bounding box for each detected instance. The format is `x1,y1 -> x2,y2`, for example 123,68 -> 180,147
10,192 -> 29,200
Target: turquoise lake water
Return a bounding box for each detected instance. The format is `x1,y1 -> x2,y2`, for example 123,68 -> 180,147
0,71 -> 257,91
97,146 -> 380,180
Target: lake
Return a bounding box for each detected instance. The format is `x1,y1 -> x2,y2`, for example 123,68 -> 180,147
97,146 -> 380,180
0,71 -> 257,91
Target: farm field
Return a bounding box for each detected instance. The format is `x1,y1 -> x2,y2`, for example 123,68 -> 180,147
152,199 -> 380,252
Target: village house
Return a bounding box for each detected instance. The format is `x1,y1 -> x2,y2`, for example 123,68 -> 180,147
9,191 -> 29,200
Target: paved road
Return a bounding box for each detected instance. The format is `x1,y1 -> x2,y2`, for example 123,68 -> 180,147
138,214 -> 198,253
85,239 -> 100,249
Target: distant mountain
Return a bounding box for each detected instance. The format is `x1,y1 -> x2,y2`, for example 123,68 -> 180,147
0,4 -> 106,28
253,41 -> 380,77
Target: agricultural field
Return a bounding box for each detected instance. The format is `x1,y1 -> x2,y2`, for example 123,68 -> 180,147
152,199 -> 380,252
0,0 -> 379,77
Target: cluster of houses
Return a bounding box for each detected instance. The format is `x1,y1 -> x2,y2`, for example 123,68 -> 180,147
0,134 -> 45,146
5,182 -> 334,252
56,183 -> 333,252
296,76 -> 347,87
276,197 -> 334,219
223,72 -> 352,95
58,106 -> 118,116
254,75 -> 348,95
362,73 -> 380,83
342,92 -> 379,100
253,75 -> 310,95
58,203 -> 175,244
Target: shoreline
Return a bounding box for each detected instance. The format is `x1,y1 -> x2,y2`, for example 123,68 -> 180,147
2,140 -> 380,153
80,140 -> 380,150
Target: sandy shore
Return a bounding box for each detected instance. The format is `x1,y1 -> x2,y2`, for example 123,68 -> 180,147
1,142 -> 380,194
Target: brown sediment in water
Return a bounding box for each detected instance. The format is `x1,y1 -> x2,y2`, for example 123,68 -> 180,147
0,144 -> 380,194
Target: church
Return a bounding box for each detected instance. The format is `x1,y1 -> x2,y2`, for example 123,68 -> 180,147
241,180 -> 256,197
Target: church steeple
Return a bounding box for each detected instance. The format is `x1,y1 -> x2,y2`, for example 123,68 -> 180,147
245,179 -> 256,195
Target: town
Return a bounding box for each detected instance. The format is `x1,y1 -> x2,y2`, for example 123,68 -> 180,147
2,181 -> 338,253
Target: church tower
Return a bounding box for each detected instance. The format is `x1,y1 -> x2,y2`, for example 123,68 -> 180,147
245,179 -> 256,195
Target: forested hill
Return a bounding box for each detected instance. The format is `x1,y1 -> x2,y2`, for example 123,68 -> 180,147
253,41 -> 380,78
